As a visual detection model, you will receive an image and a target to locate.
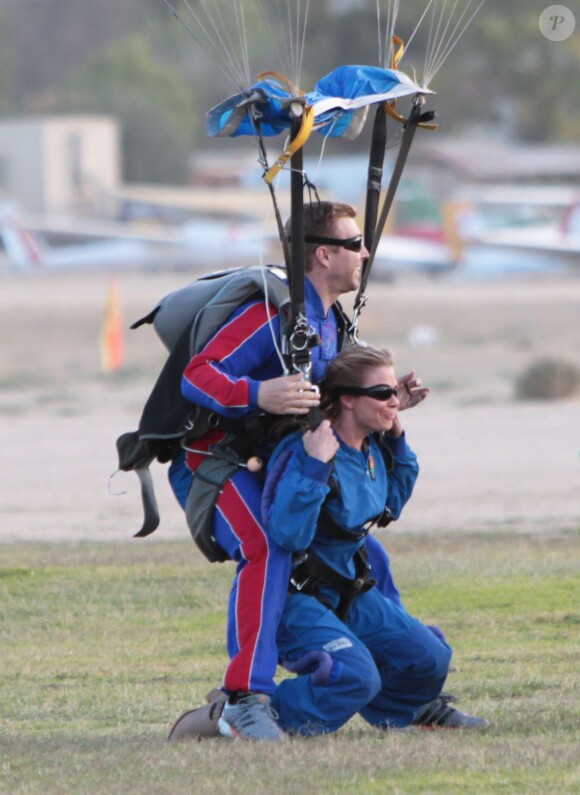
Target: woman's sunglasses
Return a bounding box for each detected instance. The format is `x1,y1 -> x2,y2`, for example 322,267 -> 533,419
335,384 -> 398,401
287,234 -> 365,253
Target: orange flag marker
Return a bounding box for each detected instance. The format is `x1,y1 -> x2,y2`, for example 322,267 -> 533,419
100,279 -> 124,373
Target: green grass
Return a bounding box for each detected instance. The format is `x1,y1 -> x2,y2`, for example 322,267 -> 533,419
1,534 -> 579,795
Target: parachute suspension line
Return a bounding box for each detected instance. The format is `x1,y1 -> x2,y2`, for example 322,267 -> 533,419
382,0 -> 401,69
261,266 -> 287,372
310,118 -> 340,187
423,0 -> 444,86
194,0 -> 251,88
422,0 -> 487,86
256,0 -> 294,83
160,0 -> 246,89
245,105 -> 291,273
255,0 -> 310,92
280,0 -> 310,91
161,0 -> 251,91
230,0 -> 252,88
295,0 -> 311,95
375,0 -> 383,66
400,0 -> 437,73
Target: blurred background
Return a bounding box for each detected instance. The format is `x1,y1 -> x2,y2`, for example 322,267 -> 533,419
0,0 -> 578,278
1,0 -> 579,543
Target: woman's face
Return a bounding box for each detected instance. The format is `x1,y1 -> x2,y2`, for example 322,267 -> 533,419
347,364 -> 399,434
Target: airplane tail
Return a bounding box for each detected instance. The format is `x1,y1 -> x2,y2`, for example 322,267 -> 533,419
0,208 -> 45,269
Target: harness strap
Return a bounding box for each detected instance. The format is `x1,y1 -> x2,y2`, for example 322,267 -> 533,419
185,453 -> 239,563
289,548 -> 376,622
318,507 -> 372,542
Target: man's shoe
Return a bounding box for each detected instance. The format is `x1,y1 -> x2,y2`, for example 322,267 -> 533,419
218,693 -> 288,742
413,694 -> 489,730
168,689 -> 227,742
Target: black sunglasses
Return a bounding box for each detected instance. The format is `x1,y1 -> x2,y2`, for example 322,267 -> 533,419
335,384 -> 398,401
298,234 -> 365,253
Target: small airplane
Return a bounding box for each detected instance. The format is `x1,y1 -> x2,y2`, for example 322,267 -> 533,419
370,232 -> 455,281
453,187 -> 580,276
0,202 -> 277,273
370,185 -> 580,280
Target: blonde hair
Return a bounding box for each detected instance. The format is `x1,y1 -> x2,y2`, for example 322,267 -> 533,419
320,346 -> 394,422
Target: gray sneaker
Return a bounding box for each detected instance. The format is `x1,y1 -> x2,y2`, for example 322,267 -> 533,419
218,693 -> 287,742
413,694 -> 489,730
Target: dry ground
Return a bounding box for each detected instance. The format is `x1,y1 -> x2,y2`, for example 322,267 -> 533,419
1,266 -> 579,543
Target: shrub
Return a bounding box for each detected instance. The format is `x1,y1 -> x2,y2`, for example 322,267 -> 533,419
515,357 -> 580,400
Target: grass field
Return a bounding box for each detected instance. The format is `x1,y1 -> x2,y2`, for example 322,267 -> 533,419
1,532 -> 578,794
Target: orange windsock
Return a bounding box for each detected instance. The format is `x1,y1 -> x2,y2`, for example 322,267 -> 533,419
100,279 -> 124,373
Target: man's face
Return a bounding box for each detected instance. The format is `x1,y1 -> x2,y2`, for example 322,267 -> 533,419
325,216 -> 369,295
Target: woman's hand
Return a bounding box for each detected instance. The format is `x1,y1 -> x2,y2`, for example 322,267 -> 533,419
397,371 -> 430,411
302,420 -> 339,463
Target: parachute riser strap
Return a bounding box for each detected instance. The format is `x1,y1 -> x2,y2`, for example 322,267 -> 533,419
366,99 -> 428,274
362,34 -> 411,274
363,101 -> 388,259
284,111 -> 313,380
351,99 -> 433,335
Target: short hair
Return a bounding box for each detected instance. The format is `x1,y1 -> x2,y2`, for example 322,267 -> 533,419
283,201 -> 357,271
320,345 -> 394,421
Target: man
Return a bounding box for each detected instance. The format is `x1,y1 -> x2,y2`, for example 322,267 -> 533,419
168,202 -> 371,741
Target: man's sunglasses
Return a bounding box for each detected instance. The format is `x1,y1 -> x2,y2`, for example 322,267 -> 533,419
334,384 -> 398,401
287,234 -> 365,253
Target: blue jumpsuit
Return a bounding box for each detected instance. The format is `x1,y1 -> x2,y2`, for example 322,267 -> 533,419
168,276 -> 423,697
266,429 -> 452,732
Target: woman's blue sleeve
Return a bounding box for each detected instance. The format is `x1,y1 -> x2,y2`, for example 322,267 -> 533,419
379,432 -> 419,519
265,435 -> 333,551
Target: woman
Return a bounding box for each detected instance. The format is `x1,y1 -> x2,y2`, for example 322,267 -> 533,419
264,346 -> 453,734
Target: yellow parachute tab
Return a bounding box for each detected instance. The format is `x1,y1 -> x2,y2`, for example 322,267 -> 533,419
263,104 -> 315,185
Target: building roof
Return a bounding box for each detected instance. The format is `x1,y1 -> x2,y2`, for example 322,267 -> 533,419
412,136 -> 580,182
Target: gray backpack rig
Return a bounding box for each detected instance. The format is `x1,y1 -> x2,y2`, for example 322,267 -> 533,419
115,265 -> 292,562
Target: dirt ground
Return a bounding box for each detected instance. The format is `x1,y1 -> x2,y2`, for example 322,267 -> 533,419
1,265 -> 579,544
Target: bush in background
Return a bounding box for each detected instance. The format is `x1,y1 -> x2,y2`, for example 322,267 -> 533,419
515,357 -> 580,400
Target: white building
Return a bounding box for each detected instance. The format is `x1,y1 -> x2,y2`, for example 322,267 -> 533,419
0,115 -> 121,215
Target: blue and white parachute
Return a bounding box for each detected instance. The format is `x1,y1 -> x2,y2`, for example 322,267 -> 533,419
206,64 -> 433,140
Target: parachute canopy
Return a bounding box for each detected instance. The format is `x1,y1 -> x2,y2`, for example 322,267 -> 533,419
206,64 -> 432,141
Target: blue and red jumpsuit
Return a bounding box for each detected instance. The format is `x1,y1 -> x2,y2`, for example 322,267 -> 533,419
168,278 -> 339,695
